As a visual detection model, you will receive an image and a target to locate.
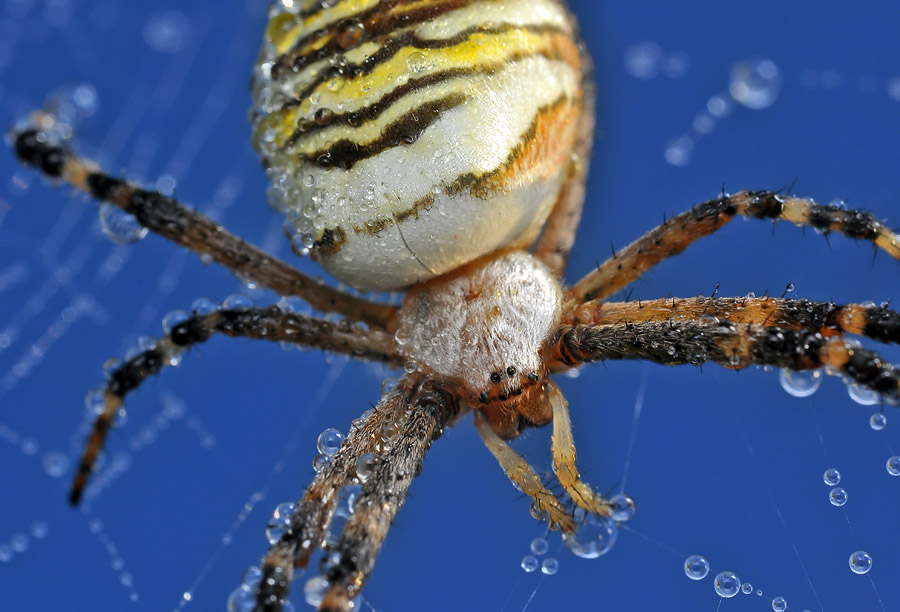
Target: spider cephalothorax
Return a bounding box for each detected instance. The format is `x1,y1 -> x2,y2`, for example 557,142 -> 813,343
397,249 -> 563,437
10,1 -> 900,611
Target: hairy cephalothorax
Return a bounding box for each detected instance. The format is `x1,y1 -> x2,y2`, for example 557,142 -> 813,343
9,1 -> 900,611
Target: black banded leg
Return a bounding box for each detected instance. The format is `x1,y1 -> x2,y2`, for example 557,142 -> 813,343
254,379 -> 455,612
254,389 -> 409,612
570,190 -> 900,303
70,306 -> 402,505
572,296 -> 900,347
550,320 -> 900,404
10,115 -> 396,329
474,411 -> 576,533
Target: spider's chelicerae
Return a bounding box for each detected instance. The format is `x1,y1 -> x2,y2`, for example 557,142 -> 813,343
9,1 -> 900,611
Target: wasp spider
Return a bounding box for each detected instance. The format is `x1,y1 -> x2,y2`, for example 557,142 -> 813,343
10,1 -> 900,611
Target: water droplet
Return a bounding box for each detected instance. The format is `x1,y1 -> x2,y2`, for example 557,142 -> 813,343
162,310 -> 190,335
42,451 -> 69,478
714,571 -> 741,597
316,428 -> 343,456
10,533 -> 28,553
729,58 -> 782,110
888,76 -> 900,102
609,493 -> 636,521
684,555 -> 709,580
240,565 -> 263,590
356,453 -> 377,482
222,294 -> 252,310
277,296 -> 310,315
30,521 -> 48,539
98,203 -> 148,245
741,582 -> 753,594
312,453 -> 331,473
664,136 -> 693,166
541,558 -> 559,575
823,468 -> 841,486
143,10 -> 189,54
886,456 -> 900,476
563,510 -> 618,559
190,298 -> 218,316
772,596 -> 787,611
304,576 -> 329,606
85,387 -> 106,415
849,550 -> 873,574
624,41 -> 663,79
227,585 -> 254,612
266,501 -> 296,545
829,487 -> 848,506
869,413 -> 887,430
406,51 -> 428,73
102,358 -> 122,379
779,369 -> 823,398
521,555 -> 538,573
848,383 -> 879,405
530,537 -> 549,556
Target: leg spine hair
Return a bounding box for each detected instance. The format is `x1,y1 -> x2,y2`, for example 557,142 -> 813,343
571,190 -> 900,303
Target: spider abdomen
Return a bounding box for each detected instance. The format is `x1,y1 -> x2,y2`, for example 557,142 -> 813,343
251,0 -> 587,291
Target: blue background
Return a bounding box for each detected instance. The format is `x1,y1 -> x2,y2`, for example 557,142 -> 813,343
2,1 -> 900,611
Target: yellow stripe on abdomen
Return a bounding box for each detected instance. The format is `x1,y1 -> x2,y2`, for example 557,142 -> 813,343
251,0 -> 589,292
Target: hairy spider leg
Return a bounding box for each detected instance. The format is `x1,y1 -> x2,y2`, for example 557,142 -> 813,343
474,410 -> 576,533
572,296 -> 900,347
10,116 -> 396,329
69,306 -> 400,505
255,379 -> 455,612
547,380 -> 611,516
551,321 -> 900,404
570,190 -> 900,304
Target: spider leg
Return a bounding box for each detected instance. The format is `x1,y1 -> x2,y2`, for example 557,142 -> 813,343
570,296 -> 900,346
550,320 -> 900,404
254,378 -> 455,612
533,63 -> 595,277
10,115 -> 396,329
474,410 -> 576,533
546,380 -> 611,517
70,306 -> 401,505
569,190 -> 900,303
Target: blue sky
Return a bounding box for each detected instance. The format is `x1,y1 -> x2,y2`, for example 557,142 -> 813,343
2,1 -> 900,611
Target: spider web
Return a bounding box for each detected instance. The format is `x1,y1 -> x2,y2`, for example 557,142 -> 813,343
2,1 -> 900,611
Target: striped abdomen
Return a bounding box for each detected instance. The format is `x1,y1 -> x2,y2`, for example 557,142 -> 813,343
251,0 -> 589,291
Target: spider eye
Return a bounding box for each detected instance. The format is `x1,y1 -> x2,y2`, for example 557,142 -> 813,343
506,366 -> 517,377
490,372 -> 503,384
526,371 -> 540,382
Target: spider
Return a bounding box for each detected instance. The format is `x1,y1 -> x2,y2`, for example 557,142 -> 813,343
8,1 -> 900,611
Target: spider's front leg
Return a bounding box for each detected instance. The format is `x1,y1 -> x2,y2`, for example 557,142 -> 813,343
70,306 -> 401,505
570,296 -> 900,347
551,319 -> 900,404
254,377 -> 456,612
570,190 -> 900,303
9,114 -> 395,329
